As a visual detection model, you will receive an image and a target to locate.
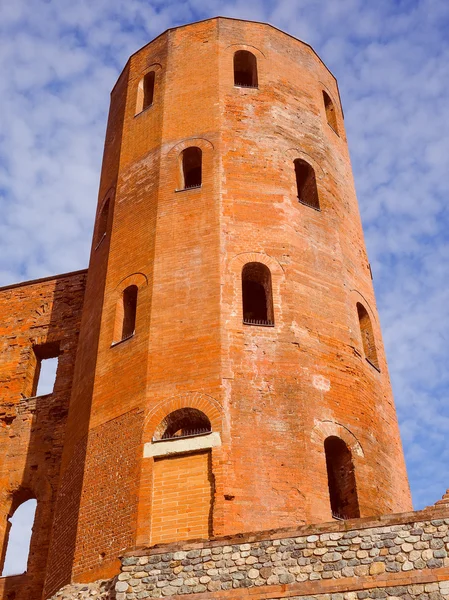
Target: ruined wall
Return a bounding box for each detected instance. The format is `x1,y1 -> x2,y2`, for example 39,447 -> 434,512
0,271 -> 86,600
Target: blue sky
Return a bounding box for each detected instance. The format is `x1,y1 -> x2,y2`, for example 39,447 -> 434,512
0,0 -> 448,543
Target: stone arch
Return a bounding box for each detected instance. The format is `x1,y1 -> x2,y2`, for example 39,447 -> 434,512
167,137 -> 214,156
225,43 -> 266,59
349,289 -> 379,327
114,272 -> 148,294
311,420 -> 364,458
229,251 -> 284,275
0,475 -> 52,575
142,391 -> 223,444
285,148 -> 325,180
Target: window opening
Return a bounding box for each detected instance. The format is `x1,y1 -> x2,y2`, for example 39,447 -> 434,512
242,262 -> 274,326
95,198 -> 109,247
234,50 -> 258,88
136,71 -> 155,114
29,342 -> 60,397
121,285 -> 138,341
324,436 -> 360,520
294,159 -> 320,210
154,408 -> 212,442
181,147 -> 202,189
356,303 -> 379,369
323,91 -> 338,134
1,497 -> 37,577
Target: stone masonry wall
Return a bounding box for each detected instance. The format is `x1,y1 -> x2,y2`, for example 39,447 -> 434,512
48,500 -> 449,600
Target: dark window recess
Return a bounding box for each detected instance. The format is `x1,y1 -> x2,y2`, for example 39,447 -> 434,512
143,71 -> 155,110
181,147 -> 202,189
356,302 -> 379,369
234,50 -> 258,88
136,71 -> 155,114
294,159 -> 320,210
122,285 -> 138,340
242,262 -> 274,326
323,90 -> 338,134
324,436 -> 360,520
156,408 -> 212,441
95,198 -> 110,246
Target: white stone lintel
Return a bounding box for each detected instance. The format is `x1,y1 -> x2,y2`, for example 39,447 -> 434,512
143,432 -> 221,458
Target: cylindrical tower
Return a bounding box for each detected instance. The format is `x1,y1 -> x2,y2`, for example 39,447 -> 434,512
44,17 -> 412,593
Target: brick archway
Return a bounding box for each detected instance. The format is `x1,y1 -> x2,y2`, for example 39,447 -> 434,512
142,391 -> 223,444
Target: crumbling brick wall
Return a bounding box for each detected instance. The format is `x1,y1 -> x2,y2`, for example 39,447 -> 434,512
0,270 -> 86,600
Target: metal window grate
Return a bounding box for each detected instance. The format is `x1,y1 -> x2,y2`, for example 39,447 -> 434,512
183,183 -> 201,190
243,318 -> 275,327
234,82 -> 258,88
332,511 -> 347,521
160,426 -> 211,441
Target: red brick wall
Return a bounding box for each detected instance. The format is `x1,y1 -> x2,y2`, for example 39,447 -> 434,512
0,270 -> 86,600
151,451 -> 213,545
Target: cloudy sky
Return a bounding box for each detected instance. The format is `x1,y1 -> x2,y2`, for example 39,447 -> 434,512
0,0 -> 448,541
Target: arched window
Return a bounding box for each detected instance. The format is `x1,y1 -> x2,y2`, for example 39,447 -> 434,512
150,408 -> 214,544
180,147 -> 202,189
323,91 -> 338,134
154,408 -> 212,441
95,198 -> 109,247
120,285 -> 138,340
324,436 -> 360,520
136,71 -> 155,114
242,262 -> 274,326
234,50 -> 258,88
294,159 -> 320,210
356,302 -> 379,369
1,495 -> 37,577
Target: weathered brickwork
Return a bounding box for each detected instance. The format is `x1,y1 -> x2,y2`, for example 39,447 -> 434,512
0,271 -> 87,600
0,16 -> 436,600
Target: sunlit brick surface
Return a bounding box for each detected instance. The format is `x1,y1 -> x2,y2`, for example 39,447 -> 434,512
151,452 -> 213,545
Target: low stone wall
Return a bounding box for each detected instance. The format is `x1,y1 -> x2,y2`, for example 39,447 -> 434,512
48,505 -> 449,600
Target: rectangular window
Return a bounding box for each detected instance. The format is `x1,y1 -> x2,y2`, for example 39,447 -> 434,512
27,342 -> 60,397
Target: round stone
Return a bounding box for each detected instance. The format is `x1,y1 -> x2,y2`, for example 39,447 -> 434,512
248,568 -> 259,579
115,581 -> 129,593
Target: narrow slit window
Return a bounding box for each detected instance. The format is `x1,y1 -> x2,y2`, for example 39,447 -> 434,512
121,285 -> 138,340
1,497 -> 37,577
136,71 -> 155,114
356,303 -> 379,369
181,147 -> 202,189
95,199 -> 110,246
234,50 -> 258,88
324,436 -> 360,520
323,91 -> 338,134
242,262 -> 274,326
294,159 -> 320,210
28,342 -> 60,397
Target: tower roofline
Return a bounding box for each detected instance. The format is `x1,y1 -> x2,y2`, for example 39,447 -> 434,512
110,16 -> 342,112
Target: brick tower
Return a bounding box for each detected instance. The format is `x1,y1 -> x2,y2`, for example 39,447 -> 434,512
42,16 -> 411,591
0,17 -> 415,600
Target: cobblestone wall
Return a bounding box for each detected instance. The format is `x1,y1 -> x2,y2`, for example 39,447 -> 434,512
47,507 -> 449,600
